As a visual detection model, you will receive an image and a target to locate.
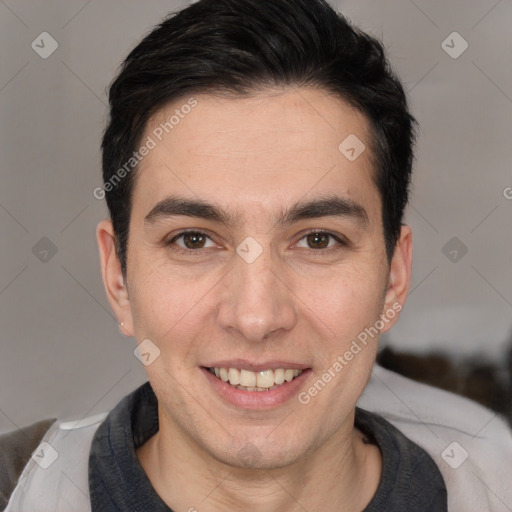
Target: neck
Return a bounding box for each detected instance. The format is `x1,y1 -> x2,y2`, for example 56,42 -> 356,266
137,407 -> 382,511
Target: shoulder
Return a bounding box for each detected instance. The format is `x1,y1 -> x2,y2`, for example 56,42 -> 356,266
362,364 -> 512,434
2,412 -> 108,512
0,418 -> 56,510
360,364 -> 512,512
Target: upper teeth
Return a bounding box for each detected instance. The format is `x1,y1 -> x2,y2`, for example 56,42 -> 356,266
210,367 -> 303,388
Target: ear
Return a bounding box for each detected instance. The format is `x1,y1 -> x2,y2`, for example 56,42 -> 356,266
96,219 -> 134,336
380,224 -> 412,333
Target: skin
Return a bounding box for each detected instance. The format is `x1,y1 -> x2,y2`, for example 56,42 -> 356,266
97,87 -> 412,511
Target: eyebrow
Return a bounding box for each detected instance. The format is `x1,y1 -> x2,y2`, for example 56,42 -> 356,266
144,195 -> 369,227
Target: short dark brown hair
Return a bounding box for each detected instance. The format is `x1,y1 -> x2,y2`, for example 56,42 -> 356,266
101,0 -> 416,275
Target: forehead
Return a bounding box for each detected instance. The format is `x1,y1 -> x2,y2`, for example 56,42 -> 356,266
132,87 -> 380,223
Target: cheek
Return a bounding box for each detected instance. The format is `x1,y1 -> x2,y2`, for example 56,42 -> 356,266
127,262 -> 218,348
294,265 -> 385,343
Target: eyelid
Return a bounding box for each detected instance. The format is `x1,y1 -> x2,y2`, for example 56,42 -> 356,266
164,228 -> 348,255
174,232 -> 215,248
295,229 -> 348,248
165,229 -> 219,251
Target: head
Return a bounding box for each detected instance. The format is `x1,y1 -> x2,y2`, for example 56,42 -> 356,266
98,0 -> 414,470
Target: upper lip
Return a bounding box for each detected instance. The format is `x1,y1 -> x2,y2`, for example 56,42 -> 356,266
202,359 -> 310,372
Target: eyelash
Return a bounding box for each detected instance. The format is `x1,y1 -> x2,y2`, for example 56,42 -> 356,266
165,229 -> 347,256
298,229 -> 347,255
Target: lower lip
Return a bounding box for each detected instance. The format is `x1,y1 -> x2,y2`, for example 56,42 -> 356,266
201,367 -> 311,410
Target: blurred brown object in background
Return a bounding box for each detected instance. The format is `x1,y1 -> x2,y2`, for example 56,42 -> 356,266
377,344 -> 512,427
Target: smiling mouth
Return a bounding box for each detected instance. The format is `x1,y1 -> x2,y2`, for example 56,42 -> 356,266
206,366 -> 305,391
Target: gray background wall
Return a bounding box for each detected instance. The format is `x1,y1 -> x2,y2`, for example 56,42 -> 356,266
1,0 -> 511,433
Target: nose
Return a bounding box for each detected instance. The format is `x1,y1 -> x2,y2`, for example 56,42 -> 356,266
216,243 -> 297,343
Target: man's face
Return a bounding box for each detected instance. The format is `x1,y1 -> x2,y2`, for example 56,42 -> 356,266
110,88 -> 406,468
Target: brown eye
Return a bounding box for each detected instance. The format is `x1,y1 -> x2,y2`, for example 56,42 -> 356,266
182,232 -> 207,249
169,231 -> 216,251
306,232 -> 330,249
296,231 -> 345,252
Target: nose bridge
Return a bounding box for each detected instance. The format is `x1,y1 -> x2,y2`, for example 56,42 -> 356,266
238,248 -> 277,304
217,240 -> 296,341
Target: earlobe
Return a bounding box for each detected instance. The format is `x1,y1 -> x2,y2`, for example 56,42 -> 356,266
96,219 -> 134,336
380,225 -> 412,333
